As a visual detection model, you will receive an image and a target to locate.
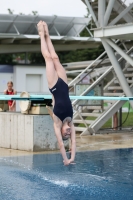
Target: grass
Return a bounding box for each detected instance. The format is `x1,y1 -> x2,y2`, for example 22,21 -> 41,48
123,102 -> 133,112
78,102 -> 133,129
78,112 -> 133,129
102,112 -> 133,128
102,102 -> 133,128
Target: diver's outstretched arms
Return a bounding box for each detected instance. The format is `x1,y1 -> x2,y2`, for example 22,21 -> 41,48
54,122 -> 72,165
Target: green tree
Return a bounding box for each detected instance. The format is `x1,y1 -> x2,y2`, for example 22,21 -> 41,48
28,53 -> 45,64
19,13 -> 25,15
7,9 -> 14,14
0,54 -> 14,64
32,11 -> 38,15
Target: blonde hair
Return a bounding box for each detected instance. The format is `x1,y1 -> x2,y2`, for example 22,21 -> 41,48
7,81 -> 13,86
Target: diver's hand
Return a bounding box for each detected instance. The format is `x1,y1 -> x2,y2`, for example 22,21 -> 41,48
63,159 -> 71,166
63,159 -> 76,165
69,158 -> 76,165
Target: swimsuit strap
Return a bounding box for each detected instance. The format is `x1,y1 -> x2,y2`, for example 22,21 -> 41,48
6,89 -> 14,94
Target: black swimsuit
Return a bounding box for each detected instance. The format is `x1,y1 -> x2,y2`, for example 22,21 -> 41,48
49,78 -> 73,122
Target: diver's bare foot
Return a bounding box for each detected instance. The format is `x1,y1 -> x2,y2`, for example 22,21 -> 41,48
43,21 -> 49,37
37,21 -> 45,37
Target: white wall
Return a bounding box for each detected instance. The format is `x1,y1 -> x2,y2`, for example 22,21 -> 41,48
0,73 -> 13,93
26,74 -> 42,92
13,65 -> 50,111
13,65 -> 49,94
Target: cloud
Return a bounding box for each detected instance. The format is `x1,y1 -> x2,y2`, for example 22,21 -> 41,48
0,0 -> 87,17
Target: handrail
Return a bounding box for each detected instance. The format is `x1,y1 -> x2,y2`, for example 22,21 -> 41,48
68,40 -> 121,89
72,46 -> 133,106
68,50 -> 106,87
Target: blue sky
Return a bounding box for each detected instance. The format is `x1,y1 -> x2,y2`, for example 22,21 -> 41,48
0,0 -> 132,17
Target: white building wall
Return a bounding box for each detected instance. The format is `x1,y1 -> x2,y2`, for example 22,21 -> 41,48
0,73 -> 13,93
13,65 -> 49,94
13,65 -> 50,111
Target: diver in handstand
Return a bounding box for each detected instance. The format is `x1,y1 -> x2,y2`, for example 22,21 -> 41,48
37,21 -> 76,165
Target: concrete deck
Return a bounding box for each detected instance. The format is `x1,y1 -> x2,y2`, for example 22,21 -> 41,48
0,132 -> 133,157
76,132 -> 133,151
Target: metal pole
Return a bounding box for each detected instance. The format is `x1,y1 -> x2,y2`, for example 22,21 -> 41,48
86,26 -> 93,37
101,39 -> 133,109
68,50 -> 106,87
119,107 -> 122,130
68,40 -> 119,87
85,0 -> 99,28
104,0 -> 115,26
105,38 -> 133,67
109,3 -> 133,26
25,52 -> 28,64
98,0 -> 106,27
72,46 -> 133,106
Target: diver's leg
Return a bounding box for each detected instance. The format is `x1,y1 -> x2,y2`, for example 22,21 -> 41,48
43,22 -> 67,84
37,21 -> 58,88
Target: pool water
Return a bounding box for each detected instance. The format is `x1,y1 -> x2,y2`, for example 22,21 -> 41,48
0,148 -> 133,200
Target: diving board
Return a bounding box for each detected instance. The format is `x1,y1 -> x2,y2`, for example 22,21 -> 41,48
0,95 -> 133,101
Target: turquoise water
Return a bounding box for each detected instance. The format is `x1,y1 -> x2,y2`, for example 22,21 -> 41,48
0,149 -> 133,200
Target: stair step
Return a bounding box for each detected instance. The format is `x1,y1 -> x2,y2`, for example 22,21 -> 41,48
125,74 -> 133,77
73,119 -> 94,124
81,113 -> 100,117
104,93 -> 123,96
108,86 -> 122,90
75,127 -> 86,132
87,106 -> 102,110
114,79 -> 133,84
104,100 -> 117,103
126,68 -> 133,72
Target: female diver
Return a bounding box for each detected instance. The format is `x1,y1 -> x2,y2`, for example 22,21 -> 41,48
37,21 -> 76,165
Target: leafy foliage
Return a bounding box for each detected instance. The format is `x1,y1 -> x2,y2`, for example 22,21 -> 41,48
0,54 -> 14,64
28,53 -> 45,64
58,44 -> 104,63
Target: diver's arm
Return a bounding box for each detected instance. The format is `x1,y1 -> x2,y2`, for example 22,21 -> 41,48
4,90 -> 7,94
54,123 -> 70,165
70,123 -> 76,162
11,90 -> 17,107
46,106 -> 53,119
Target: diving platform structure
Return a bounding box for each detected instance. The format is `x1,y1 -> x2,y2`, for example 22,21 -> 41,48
0,14 -> 100,54
68,0 -> 133,135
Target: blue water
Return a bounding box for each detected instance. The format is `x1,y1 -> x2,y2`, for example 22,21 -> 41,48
0,148 -> 133,200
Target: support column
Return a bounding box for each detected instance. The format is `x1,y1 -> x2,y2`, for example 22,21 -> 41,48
109,3 -> 133,26
85,0 -> 99,28
104,0 -> 115,26
105,38 -> 133,67
101,39 -> 133,108
98,0 -> 106,27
